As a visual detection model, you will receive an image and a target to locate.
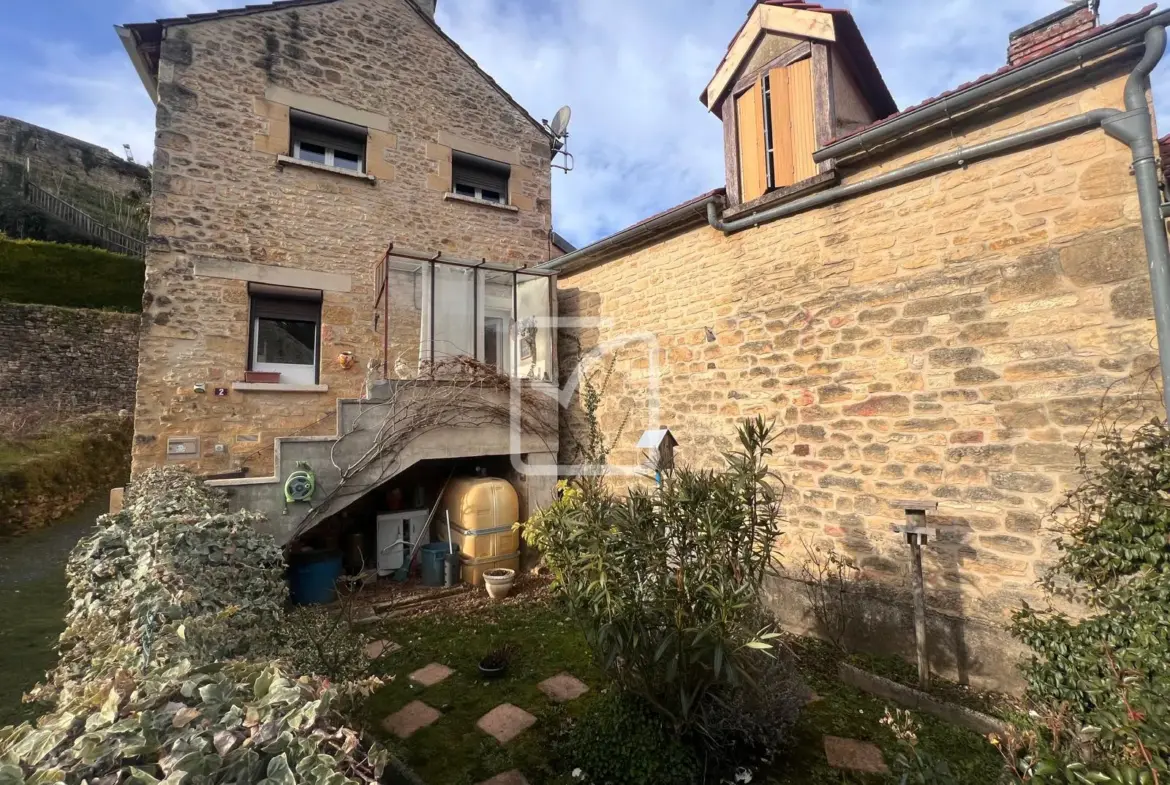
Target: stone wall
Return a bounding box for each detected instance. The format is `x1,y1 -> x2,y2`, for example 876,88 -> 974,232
0,115 -> 151,200
0,303 -> 139,414
134,0 -> 554,476
556,64 -> 1161,690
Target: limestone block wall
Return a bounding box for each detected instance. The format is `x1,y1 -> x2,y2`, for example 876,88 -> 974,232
0,303 -> 140,413
556,67 -> 1161,688
133,0 -> 554,476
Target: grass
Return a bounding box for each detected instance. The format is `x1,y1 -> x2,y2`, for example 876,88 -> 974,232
0,236 -> 144,311
364,597 -> 603,785
362,594 -> 1005,785
0,575 -> 69,727
0,413 -> 131,537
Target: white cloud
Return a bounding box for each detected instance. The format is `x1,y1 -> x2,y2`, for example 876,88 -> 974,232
5,41 -> 157,166
436,0 -> 744,246
6,0 -> 1169,248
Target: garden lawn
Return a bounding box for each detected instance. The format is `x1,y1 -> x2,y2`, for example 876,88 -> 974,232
363,592 -> 1005,785
364,595 -> 603,785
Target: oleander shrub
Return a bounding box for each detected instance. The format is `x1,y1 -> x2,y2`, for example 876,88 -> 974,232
524,417 -> 796,750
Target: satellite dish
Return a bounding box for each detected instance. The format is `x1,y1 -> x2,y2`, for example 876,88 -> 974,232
549,105 -> 572,139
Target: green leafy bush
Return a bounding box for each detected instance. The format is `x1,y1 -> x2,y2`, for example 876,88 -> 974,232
524,417 -> 793,744
555,691 -> 700,785
280,606 -> 372,683
2,467 -> 390,785
1007,420 -> 1170,782
30,467 -> 287,703
0,237 -> 144,311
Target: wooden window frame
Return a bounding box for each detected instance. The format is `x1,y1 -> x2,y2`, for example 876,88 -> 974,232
723,40 -> 836,208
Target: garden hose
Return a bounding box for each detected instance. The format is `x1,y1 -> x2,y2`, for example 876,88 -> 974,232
284,462 -> 316,504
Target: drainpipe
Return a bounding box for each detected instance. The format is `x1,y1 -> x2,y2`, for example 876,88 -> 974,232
1101,26 -> 1170,414
707,109 -> 1121,233
709,25 -> 1170,412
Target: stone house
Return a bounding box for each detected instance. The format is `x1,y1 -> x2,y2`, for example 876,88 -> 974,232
544,0 -> 1170,689
118,0 -> 561,544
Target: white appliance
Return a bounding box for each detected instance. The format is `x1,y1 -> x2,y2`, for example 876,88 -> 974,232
377,508 -> 430,576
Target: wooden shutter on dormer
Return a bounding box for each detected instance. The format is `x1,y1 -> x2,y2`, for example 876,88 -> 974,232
768,57 -> 817,188
736,83 -> 768,203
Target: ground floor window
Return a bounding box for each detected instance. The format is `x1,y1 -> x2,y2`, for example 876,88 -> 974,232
249,284 -> 323,385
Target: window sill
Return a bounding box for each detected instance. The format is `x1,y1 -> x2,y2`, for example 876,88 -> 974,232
232,382 -> 330,393
277,155 -> 376,183
726,170 -> 837,220
443,192 -> 519,212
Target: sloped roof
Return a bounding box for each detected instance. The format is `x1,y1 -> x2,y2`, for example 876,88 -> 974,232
701,0 -> 897,119
117,0 -> 552,140
824,3 -> 1156,147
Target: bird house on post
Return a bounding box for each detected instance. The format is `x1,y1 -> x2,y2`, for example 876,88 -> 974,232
892,500 -> 939,690
637,428 -> 678,484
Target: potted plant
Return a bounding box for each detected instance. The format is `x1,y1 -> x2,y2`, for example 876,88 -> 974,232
483,567 -> 516,599
478,643 -> 515,679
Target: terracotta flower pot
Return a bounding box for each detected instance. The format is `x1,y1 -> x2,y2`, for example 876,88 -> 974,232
483,568 -> 515,600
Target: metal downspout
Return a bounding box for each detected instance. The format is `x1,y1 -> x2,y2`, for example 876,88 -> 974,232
707,110 -> 1120,234
1101,26 -> 1170,414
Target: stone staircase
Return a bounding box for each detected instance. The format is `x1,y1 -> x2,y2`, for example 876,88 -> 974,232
209,379 -> 559,545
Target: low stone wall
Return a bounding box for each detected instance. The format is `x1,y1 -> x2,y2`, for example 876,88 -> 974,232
0,303 -> 139,413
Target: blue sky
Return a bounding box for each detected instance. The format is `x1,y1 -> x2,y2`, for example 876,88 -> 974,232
0,0 -> 1166,248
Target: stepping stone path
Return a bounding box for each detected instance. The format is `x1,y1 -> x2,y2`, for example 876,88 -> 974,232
473,772 -> 529,785
477,703 -> 537,744
382,701 -> 441,739
823,736 -> 888,774
537,673 -> 589,703
409,662 -> 453,687
364,639 -> 401,659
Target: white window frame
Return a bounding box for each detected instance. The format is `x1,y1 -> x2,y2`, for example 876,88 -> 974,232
292,137 -> 365,173
453,182 -> 505,203
249,294 -> 322,386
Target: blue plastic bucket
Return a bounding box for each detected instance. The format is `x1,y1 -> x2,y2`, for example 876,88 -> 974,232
421,542 -> 458,587
289,551 -> 343,604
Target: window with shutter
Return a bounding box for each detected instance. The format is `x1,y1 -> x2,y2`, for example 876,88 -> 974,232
452,152 -> 511,204
736,55 -> 819,199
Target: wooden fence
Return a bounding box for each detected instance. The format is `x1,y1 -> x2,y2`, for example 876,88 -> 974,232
22,179 -> 146,259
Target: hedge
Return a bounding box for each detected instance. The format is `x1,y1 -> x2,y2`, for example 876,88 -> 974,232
0,237 -> 144,311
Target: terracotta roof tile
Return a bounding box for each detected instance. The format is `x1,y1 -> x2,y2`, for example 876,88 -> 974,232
824,3 -> 1158,148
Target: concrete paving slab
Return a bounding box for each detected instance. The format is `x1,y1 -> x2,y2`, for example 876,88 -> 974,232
537,673 -> 589,702
824,736 -> 888,774
476,703 -> 537,744
409,662 -> 454,687
382,701 -> 441,739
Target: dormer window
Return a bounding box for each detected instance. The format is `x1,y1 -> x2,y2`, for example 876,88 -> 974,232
701,2 -> 898,209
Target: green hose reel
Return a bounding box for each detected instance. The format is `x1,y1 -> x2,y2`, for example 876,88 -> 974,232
284,462 -> 316,504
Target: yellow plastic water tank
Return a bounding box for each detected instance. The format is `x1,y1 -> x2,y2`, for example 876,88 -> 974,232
439,477 -> 521,560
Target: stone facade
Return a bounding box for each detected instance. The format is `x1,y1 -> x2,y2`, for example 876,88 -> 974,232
0,303 -> 140,414
132,0 -> 554,476
0,115 -> 151,200
556,63 -> 1161,690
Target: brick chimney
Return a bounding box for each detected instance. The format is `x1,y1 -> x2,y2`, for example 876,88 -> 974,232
1008,1 -> 1099,66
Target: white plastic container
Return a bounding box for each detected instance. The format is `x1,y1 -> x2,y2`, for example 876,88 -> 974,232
376,508 -> 429,576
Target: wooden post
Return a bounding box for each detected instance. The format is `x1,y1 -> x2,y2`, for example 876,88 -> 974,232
892,500 -> 939,691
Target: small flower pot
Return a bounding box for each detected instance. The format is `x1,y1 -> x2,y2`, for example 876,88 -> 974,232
483,567 -> 515,600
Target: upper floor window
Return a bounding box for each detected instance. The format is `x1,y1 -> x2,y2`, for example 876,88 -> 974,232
290,109 -> 366,173
736,56 -> 818,202
452,151 -> 510,204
